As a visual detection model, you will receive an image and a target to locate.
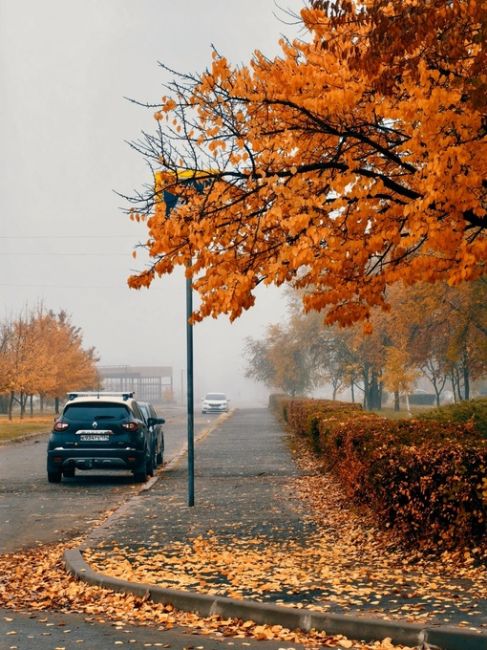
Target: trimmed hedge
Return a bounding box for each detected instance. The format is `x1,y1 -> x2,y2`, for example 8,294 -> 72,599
268,394 -> 290,421
270,395 -> 487,552
417,397 -> 487,437
408,392 -> 436,405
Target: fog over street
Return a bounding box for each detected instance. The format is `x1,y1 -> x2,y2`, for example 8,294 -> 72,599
0,0 -> 304,405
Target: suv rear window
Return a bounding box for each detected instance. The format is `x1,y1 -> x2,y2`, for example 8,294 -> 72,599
63,403 -> 130,421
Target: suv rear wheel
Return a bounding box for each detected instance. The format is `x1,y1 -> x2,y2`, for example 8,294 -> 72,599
133,450 -> 151,482
147,451 -> 154,477
48,469 -> 62,483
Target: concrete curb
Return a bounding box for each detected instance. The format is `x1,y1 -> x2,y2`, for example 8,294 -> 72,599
64,549 -> 486,650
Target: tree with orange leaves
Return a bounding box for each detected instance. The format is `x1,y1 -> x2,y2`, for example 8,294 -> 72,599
128,0 -> 485,327
245,318 -> 319,396
0,308 -> 98,418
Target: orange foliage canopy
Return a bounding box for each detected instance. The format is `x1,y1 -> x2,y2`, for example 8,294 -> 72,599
128,0 -> 486,325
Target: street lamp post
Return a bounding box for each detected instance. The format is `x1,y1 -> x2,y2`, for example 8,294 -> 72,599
156,169 -> 213,508
186,268 -> 195,507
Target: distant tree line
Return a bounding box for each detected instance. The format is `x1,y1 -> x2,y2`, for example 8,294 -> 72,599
246,279 -> 487,410
0,306 -> 98,418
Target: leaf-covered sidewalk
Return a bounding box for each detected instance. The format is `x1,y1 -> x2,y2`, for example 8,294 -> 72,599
84,408 -> 487,633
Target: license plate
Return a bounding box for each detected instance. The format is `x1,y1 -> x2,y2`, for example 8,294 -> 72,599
80,434 -> 110,442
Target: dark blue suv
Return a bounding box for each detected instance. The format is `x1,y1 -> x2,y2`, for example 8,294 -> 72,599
47,392 -> 156,483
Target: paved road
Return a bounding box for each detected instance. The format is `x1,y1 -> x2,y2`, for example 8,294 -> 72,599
0,407 -> 215,553
0,607 -> 305,650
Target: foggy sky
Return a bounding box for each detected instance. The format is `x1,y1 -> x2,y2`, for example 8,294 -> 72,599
0,0 -> 304,405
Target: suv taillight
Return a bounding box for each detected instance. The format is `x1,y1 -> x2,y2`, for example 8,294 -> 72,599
122,422 -> 139,432
54,421 -> 69,431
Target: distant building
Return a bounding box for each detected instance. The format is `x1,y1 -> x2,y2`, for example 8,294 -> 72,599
97,365 -> 173,403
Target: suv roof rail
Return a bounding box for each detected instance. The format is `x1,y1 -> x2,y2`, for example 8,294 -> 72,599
67,391 -> 135,401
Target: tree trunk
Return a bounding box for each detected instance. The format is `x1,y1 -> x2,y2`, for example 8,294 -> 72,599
394,390 -> 400,411
367,370 -> 381,410
55,396 -> 60,414
8,391 -> 15,420
451,369 -> 461,402
362,365 -> 370,409
463,344 -> 470,401
456,366 -> 464,401
404,392 -> 412,415
351,381 -> 355,403
29,394 -> 34,417
430,375 -> 441,406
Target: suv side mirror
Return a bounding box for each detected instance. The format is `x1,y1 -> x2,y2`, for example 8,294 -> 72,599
148,417 -> 165,426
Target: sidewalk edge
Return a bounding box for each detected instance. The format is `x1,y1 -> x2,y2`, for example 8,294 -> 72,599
64,549 -> 486,650
0,431 -> 49,446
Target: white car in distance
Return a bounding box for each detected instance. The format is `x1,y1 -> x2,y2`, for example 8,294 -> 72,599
201,392 -> 229,414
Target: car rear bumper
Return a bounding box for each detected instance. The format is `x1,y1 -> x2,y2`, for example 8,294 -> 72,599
47,448 -> 145,471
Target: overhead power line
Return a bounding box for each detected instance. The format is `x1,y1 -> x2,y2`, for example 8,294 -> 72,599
0,252 -> 130,257
0,235 -> 138,240
0,282 -> 163,290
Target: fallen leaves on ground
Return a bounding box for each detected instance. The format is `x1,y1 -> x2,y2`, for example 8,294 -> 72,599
85,439 -> 487,630
0,542 -> 414,650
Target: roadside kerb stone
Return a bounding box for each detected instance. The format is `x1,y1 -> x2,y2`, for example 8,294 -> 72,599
64,548 -> 486,650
